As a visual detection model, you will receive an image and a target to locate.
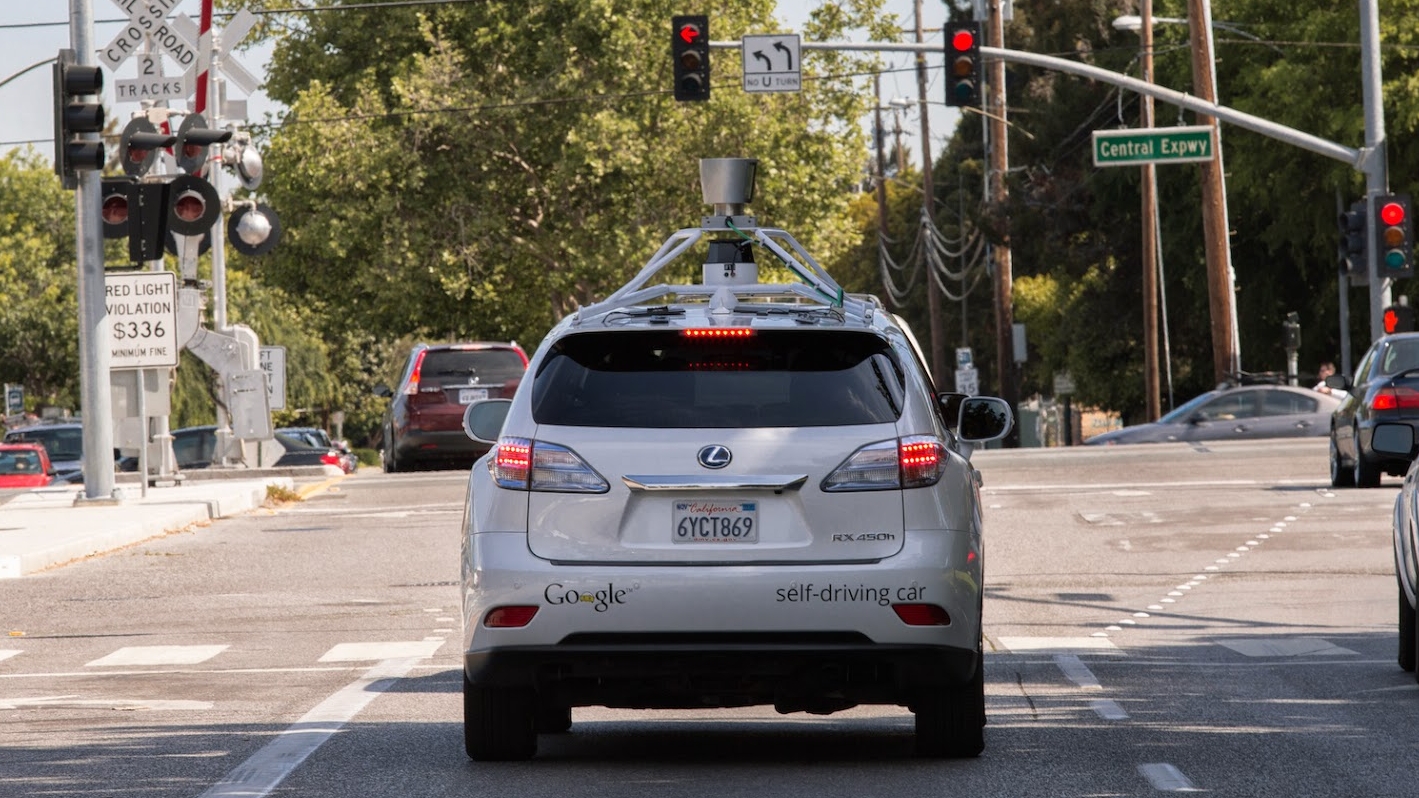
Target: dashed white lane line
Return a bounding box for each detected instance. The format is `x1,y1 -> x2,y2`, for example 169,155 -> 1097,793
196,656 -> 422,798
1054,654 -> 1103,690
1139,762 -> 1200,792
1090,698 -> 1129,720
0,650 -> 20,663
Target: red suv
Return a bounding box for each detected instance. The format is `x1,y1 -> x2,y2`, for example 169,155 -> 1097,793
376,342 -> 527,472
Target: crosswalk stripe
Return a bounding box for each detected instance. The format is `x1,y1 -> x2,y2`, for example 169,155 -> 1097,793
317,641 -> 444,662
85,645 -> 229,668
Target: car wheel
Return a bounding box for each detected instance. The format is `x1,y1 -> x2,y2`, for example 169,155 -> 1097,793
463,673 -> 536,761
1329,436 -> 1355,488
382,433 -> 401,473
913,645 -> 985,758
535,702 -> 572,734
1401,585 -> 1417,673
1354,437 -> 1383,488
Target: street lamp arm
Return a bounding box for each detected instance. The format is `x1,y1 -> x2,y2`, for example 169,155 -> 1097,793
0,57 -> 56,91
984,46 -> 1360,167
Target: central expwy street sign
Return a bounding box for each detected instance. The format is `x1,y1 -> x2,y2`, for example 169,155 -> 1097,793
1092,125 -> 1215,167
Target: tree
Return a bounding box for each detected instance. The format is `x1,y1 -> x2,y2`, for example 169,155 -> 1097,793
0,149 -> 80,414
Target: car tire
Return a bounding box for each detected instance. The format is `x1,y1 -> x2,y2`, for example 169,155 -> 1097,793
1401,585 -> 1417,673
1354,437 -> 1382,489
913,646 -> 985,758
463,674 -> 536,761
382,433 -> 401,474
1329,436 -> 1355,488
535,702 -> 573,734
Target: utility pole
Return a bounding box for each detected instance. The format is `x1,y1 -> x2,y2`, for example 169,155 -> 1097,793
70,0 -> 118,504
986,0 -> 1018,441
1141,0 -> 1161,420
1360,0 -> 1392,339
915,0 -> 945,380
1186,0 -> 1240,384
874,74 -> 892,270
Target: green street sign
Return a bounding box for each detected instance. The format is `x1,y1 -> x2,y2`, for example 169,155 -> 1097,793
1092,125 -> 1215,167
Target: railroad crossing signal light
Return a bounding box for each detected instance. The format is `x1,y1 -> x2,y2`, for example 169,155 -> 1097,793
227,202 -> 283,256
174,113 -> 232,175
1339,200 -> 1368,279
672,15 -> 710,102
1376,194 -> 1414,279
945,22 -> 982,108
119,117 -> 177,178
52,48 -> 106,190
1384,303 -> 1415,334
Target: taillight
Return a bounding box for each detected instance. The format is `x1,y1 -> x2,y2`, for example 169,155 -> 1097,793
682,328 -> 754,339
892,603 -> 952,626
1371,386 -> 1419,412
821,435 -> 947,492
402,351 -> 427,396
320,451 -> 342,468
490,437 -> 608,493
484,606 -> 538,628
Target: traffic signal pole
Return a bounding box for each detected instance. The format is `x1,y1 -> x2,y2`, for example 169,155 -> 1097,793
68,0 -> 118,504
1360,0 -> 1392,341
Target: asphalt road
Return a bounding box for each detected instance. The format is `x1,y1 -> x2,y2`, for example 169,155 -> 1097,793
1,438 -> 1413,797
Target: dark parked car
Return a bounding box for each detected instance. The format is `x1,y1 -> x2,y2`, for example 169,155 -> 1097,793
3,421 -> 85,477
171,425 -> 347,472
1327,332 -> 1419,487
1084,383 -> 1340,446
276,426 -> 357,473
374,342 -> 527,473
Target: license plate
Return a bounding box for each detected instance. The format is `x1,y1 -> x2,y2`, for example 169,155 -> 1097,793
458,387 -> 489,404
673,500 -> 758,543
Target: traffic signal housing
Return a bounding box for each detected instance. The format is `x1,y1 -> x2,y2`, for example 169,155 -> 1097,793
672,15 -> 710,102
1384,303 -> 1415,334
1376,193 -> 1414,279
1339,200 -> 1368,280
945,22 -> 982,108
52,49 -> 106,190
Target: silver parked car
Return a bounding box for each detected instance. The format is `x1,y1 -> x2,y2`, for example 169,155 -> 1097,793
1086,382 -> 1341,445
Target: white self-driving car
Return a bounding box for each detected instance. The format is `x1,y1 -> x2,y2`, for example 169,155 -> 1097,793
458,159 -> 1012,760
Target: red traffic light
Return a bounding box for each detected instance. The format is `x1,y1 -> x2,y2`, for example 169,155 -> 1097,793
951,29 -> 975,52
677,23 -> 701,45
1382,201 -> 1406,226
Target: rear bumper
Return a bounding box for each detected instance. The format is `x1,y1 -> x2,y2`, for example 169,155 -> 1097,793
464,640 -> 977,711
392,428 -> 489,463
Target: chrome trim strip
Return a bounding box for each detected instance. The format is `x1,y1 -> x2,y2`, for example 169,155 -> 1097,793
621,474 -> 809,492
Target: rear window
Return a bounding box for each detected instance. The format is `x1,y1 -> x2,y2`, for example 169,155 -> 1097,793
530,329 -> 905,428
4,427 -> 83,461
417,348 -> 526,388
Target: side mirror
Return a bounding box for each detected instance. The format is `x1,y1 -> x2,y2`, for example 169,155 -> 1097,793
937,391 -> 968,429
373,385 -> 393,399
1324,373 -> 1351,392
957,396 -> 1013,443
1370,422 -> 1416,458
463,399 -> 512,444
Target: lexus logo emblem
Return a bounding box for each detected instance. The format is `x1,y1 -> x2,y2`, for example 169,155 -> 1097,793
697,445 -> 732,469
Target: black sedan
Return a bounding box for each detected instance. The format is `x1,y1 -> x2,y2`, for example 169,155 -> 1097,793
1327,332 -> 1419,487
1085,383 -> 1340,446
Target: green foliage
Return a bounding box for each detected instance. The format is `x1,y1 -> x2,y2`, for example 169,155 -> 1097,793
0,149 -> 80,413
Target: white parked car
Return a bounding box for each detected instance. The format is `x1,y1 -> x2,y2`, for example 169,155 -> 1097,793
457,159 -> 1012,760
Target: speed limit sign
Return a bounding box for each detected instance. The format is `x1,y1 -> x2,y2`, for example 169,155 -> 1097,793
105,271 -> 180,370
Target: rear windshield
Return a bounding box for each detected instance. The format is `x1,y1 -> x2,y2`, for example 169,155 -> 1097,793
530,329 -> 905,428
417,348 -> 525,387
4,427 -> 83,461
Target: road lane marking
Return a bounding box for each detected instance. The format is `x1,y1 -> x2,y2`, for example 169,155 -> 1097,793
86,645 -> 229,667
1139,762 -> 1199,791
0,695 -> 212,711
1216,638 -> 1359,657
1090,698 -> 1128,720
1053,654 -> 1103,689
0,650 -> 20,663
197,656 -> 422,798
317,640 -> 443,662
997,636 -> 1118,653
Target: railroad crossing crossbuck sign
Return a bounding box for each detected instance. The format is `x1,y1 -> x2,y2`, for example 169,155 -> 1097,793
742,35 -> 801,93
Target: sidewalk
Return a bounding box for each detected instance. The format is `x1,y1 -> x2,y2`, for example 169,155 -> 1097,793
0,471 -> 344,579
